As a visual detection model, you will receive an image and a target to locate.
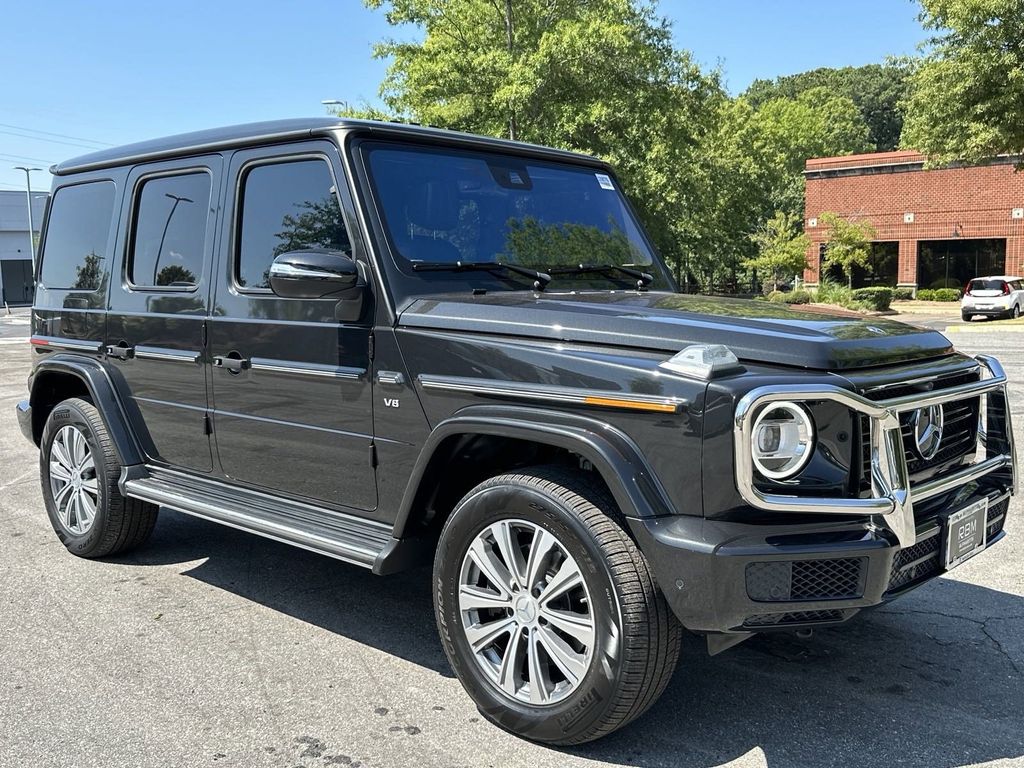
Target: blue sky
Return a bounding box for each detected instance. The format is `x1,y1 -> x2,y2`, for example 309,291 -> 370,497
0,0 -> 925,193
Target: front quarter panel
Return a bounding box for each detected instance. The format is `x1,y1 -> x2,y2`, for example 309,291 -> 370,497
396,327 -> 708,519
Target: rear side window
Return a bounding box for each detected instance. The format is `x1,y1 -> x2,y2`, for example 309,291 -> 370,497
236,159 -> 349,290
129,172 -> 212,289
39,181 -> 116,291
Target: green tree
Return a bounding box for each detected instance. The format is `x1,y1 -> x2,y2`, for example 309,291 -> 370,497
745,62 -> 914,151
744,211 -> 810,291
359,0 -> 722,282
901,0 -> 1024,165
819,212 -> 877,288
71,252 -> 103,291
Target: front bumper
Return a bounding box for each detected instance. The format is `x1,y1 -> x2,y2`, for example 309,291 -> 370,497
16,400 -> 33,443
629,489 -> 1011,635
632,352 -> 1016,638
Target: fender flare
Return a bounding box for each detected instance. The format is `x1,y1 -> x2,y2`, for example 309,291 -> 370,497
391,404 -> 678,539
30,355 -> 146,467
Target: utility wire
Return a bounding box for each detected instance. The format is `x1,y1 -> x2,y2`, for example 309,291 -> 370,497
0,152 -> 56,165
0,128 -> 107,150
0,122 -> 113,147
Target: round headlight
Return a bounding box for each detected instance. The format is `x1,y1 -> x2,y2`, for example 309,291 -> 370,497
751,401 -> 815,480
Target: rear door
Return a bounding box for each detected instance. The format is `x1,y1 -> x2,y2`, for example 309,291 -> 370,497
105,157 -> 220,471
208,141 -> 377,511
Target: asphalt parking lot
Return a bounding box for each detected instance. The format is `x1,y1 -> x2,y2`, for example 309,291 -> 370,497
1,314 -> 1022,768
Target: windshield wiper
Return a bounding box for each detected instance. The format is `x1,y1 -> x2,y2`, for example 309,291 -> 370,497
547,263 -> 654,288
411,261 -> 552,291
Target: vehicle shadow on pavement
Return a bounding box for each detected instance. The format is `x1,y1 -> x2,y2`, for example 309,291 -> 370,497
118,510 -> 1024,768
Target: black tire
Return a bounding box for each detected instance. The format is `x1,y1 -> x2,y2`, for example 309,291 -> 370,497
40,397 -> 158,558
961,312 -> 971,322
433,466 -> 681,745
1013,304 -> 1021,319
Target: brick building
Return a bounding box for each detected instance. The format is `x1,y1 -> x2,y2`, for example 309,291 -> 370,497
803,151 -> 1024,292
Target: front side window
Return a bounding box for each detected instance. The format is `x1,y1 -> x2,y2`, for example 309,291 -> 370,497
129,172 -> 211,289
39,181 -> 116,291
364,143 -> 665,289
236,159 -> 349,290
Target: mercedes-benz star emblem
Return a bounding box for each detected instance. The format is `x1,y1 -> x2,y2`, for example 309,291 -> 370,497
910,404 -> 944,460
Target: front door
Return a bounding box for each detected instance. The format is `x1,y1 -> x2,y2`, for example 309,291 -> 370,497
208,142 -> 376,511
105,157 -> 220,472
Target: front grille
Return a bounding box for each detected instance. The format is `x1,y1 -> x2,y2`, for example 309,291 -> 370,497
858,368 -> 982,492
746,558 -> 866,602
744,610 -> 846,627
886,497 -> 1009,593
899,399 -> 980,475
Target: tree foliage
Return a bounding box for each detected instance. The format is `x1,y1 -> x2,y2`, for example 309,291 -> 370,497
745,62 -> 914,151
901,0 -> 1024,165
361,0 -> 720,279
819,212 -> 877,288
744,211 -> 810,291
355,0 -> 887,292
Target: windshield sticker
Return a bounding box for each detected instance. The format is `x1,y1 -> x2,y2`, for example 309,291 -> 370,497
596,173 -> 615,190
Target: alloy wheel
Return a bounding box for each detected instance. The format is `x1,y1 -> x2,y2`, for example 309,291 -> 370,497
49,425 -> 99,535
457,518 -> 595,706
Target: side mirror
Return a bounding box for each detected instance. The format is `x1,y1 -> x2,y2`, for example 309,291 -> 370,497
268,250 -> 360,299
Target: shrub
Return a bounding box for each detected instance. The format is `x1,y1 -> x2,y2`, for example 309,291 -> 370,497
786,289 -> 811,304
851,287 -> 894,311
767,290 -> 787,303
893,287 -> 914,301
813,279 -> 853,306
917,288 -> 960,302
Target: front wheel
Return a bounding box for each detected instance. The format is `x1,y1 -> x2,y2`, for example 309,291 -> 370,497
961,311 -> 972,322
433,466 -> 681,745
1013,304 -> 1021,319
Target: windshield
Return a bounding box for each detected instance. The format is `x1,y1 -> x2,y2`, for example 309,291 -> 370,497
364,143 -> 668,290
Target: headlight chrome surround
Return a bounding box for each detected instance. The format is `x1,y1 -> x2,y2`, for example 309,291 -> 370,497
751,401 -> 816,480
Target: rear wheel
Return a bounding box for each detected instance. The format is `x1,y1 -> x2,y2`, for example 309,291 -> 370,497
40,398 -> 158,558
433,466 -> 681,745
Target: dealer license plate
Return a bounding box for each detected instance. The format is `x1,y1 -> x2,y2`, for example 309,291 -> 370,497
944,498 -> 989,570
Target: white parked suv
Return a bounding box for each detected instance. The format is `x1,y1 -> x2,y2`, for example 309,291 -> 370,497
961,275 -> 1024,321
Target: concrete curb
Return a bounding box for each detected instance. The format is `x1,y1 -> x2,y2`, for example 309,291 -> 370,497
944,324 -> 1024,333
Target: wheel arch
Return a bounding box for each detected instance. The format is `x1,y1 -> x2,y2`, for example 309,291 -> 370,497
30,356 -> 145,466
391,405 -> 677,542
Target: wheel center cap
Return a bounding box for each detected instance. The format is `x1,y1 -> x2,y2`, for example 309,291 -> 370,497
514,594 -> 538,625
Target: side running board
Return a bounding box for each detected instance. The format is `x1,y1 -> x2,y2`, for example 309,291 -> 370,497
123,468 -> 392,569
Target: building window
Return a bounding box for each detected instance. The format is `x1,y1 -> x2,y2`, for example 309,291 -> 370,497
129,172 -> 211,289
917,239 -> 1006,290
235,158 -> 349,291
39,181 -> 116,291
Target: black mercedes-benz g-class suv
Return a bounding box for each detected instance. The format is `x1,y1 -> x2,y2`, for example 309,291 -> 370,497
17,119 -> 1017,745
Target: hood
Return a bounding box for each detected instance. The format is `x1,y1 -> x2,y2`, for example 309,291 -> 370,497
398,292 -> 954,371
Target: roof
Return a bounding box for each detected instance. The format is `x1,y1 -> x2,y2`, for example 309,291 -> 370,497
805,150 -> 925,172
971,276 -> 1022,281
804,149 -> 1022,179
52,118 -> 601,176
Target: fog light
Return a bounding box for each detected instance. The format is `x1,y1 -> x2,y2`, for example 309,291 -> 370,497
752,401 -> 815,480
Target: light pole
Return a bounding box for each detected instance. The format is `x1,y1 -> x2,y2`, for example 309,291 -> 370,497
13,166 -> 42,267
322,99 -> 347,113
153,193 -> 193,284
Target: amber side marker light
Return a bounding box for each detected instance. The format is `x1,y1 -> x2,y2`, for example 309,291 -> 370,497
583,395 -> 679,413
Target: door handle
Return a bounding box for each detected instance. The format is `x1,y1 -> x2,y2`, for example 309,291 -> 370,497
213,354 -> 251,374
105,343 -> 134,361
